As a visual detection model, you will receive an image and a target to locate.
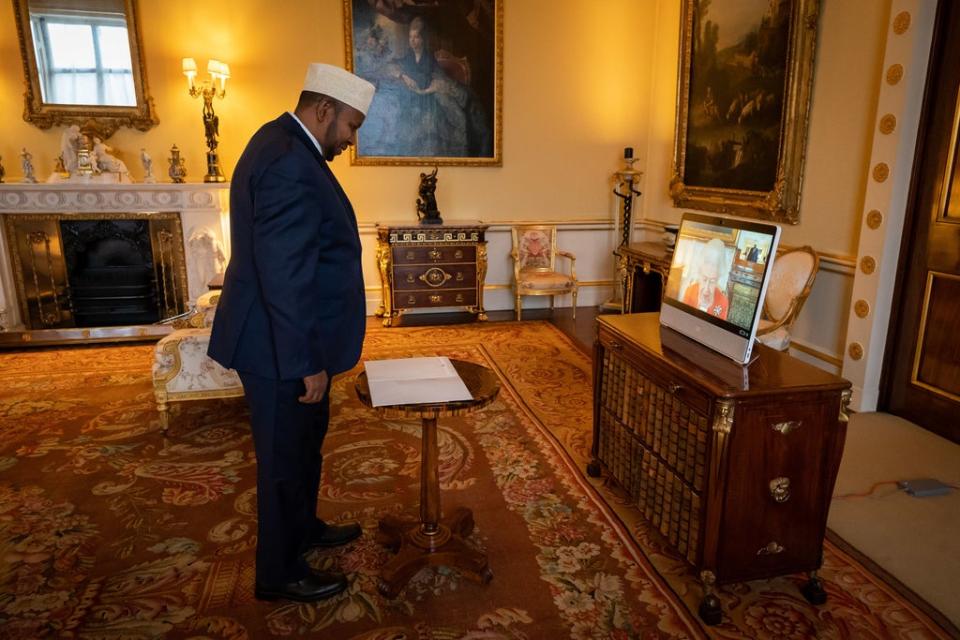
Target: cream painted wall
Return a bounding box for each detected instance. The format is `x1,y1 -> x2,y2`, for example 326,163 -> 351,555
0,0 -> 654,223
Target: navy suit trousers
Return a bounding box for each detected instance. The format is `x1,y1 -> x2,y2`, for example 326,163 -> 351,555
238,372 -> 330,586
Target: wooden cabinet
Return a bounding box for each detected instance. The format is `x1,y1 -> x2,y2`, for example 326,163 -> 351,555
619,242 -> 673,313
589,313 -> 851,624
375,223 -> 488,327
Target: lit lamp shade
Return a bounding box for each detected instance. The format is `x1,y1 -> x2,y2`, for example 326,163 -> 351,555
182,57 -> 198,88
207,60 -> 230,89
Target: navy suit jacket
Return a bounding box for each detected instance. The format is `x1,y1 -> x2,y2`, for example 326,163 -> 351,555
208,113 -> 366,380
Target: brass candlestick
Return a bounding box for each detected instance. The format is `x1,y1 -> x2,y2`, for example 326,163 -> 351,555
183,58 -> 229,183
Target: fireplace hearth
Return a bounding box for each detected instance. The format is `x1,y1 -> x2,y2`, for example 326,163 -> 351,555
4,213 -> 188,331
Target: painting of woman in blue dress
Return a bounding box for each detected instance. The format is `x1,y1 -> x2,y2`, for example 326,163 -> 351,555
347,0 -> 500,165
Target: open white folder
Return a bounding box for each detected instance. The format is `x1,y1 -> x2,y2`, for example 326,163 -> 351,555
364,357 -> 473,407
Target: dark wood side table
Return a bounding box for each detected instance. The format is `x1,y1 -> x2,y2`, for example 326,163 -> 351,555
374,223 -> 489,327
619,241 -> 673,314
355,359 -> 501,597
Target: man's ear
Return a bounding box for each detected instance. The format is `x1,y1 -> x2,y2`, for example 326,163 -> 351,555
316,99 -> 336,125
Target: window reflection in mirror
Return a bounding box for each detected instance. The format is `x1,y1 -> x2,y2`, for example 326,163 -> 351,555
28,0 -> 135,106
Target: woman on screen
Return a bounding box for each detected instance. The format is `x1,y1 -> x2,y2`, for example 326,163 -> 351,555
682,238 -> 729,319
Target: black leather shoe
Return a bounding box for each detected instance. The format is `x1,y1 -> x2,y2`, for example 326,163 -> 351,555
308,522 -> 362,549
255,571 -> 347,602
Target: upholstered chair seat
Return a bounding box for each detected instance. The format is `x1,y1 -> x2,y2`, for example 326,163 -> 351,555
510,225 -> 578,321
152,290 -> 243,433
517,272 -> 576,290
756,246 -> 819,351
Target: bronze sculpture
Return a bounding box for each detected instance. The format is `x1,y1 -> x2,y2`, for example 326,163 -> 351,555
416,167 -> 442,225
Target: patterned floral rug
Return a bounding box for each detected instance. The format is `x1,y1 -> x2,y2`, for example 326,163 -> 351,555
0,321 -> 953,639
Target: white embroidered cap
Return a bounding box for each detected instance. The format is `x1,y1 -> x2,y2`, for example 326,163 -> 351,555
303,63 -> 376,115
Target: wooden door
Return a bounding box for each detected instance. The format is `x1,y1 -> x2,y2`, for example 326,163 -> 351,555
883,0 -> 960,443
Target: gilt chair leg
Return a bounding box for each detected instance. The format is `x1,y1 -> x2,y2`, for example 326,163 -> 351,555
515,294 -> 522,321
158,402 -> 170,435
572,288 -> 578,320
550,296 -> 555,313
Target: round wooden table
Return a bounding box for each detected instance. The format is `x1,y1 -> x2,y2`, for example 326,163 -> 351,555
355,359 -> 501,598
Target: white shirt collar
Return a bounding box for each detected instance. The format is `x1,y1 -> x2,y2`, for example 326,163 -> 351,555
287,111 -> 325,158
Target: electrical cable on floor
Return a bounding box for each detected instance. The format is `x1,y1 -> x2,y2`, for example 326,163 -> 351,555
833,480 -> 899,500
833,480 -> 960,500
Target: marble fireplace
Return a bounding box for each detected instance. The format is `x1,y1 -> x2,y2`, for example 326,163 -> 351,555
0,183 -> 229,343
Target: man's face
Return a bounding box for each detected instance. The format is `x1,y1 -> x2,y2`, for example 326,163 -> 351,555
317,102 -> 365,161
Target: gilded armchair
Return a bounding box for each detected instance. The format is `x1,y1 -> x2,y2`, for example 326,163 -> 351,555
152,290 -> 243,433
510,225 -> 578,321
756,246 -> 819,351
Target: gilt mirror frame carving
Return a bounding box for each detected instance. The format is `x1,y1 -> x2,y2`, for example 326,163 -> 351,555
12,0 -> 159,139
669,0 -> 820,224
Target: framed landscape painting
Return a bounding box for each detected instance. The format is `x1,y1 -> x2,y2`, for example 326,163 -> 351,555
344,0 -> 502,166
670,0 -> 820,223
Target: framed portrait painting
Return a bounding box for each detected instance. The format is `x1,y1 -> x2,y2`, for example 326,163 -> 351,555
670,0 -> 820,223
344,0 -> 502,166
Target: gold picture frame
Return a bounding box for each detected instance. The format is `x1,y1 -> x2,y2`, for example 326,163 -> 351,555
669,0 -> 820,224
343,0 -> 502,166
12,0 -> 159,139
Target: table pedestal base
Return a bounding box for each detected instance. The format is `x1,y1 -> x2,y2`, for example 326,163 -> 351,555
376,506 -> 493,598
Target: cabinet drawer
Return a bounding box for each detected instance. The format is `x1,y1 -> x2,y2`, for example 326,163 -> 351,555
599,332 -> 711,416
393,245 -> 476,264
717,396 -> 840,581
392,265 -> 477,291
394,289 -> 476,308
598,345 -> 710,491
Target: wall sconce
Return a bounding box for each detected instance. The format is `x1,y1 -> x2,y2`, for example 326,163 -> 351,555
182,57 -> 230,183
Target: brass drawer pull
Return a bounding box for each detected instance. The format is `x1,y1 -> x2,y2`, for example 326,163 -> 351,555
455,271 -> 464,281
406,273 -> 415,283
405,251 -> 416,261
454,249 -> 464,259
769,477 -> 791,503
428,248 -> 442,260
455,293 -> 464,303
771,420 -> 802,435
429,294 -> 443,303
419,267 -> 452,288
757,541 -> 784,556
406,295 -> 416,305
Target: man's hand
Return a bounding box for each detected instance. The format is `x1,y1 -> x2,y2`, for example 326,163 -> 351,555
300,370 -> 329,403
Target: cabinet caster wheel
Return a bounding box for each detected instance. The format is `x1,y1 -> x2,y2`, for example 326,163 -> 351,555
698,593 -> 722,626
586,460 -> 602,477
801,576 -> 827,605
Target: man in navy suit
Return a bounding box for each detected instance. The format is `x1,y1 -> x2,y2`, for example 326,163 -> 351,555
208,63 -> 375,602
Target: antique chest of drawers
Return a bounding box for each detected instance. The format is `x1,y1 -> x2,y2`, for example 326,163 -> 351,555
589,313 -> 851,624
375,223 -> 488,327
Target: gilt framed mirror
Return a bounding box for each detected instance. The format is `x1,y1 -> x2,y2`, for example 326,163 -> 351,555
12,0 -> 158,138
